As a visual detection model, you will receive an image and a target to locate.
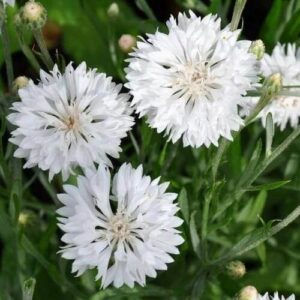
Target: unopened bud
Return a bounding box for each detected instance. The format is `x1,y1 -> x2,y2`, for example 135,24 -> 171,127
236,286 -> 258,300
107,3 -> 119,18
14,12 -> 22,29
264,73 -> 282,96
20,0 -> 47,30
118,34 -> 136,53
18,211 -> 32,226
13,76 -> 29,93
249,40 -> 265,60
225,260 -> 246,279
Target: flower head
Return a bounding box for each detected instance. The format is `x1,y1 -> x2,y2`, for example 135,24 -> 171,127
243,44 -> 300,130
258,292 -> 295,300
20,1 -> 47,30
126,12 -> 259,147
8,62 -> 134,180
57,163 -> 184,288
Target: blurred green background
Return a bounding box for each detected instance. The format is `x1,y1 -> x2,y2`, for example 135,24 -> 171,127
1,0 -> 300,299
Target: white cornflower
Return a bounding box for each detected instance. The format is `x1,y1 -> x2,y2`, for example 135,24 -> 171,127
258,292 -> 295,300
126,12 -> 259,148
57,163 -> 184,288
259,44 -> 300,130
242,44 -> 300,130
8,62 -> 134,180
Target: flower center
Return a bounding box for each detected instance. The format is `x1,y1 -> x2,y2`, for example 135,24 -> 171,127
172,63 -> 212,100
61,106 -> 82,133
110,214 -> 130,240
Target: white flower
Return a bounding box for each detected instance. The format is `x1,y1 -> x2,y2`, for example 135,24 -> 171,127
243,44 -> 300,130
258,292 -> 295,300
7,62 -> 134,180
57,163 -> 184,288
126,12 -> 259,148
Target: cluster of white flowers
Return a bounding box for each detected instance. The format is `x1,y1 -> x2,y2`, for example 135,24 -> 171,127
243,43 -> 300,130
258,292 -> 295,300
7,8 -> 299,292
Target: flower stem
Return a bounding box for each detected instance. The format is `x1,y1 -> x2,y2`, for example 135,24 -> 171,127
17,31 -> 40,73
211,205 -> 300,266
212,86 -> 278,182
214,125 -> 300,220
33,29 -> 53,70
1,20 -> 14,92
230,0 -> 247,31
201,193 -> 212,262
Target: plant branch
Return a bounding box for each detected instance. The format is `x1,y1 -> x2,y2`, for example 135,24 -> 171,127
211,205 -> 300,266
214,126 -> 300,220
33,29 -> 53,70
1,20 -> 14,92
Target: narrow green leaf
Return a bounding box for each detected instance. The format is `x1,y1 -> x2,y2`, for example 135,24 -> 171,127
178,188 -> 189,224
189,211 -> 201,258
256,243 -> 266,267
280,9 -> 300,42
237,139 -> 262,188
159,142 -> 168,167
265,113 -> 274,157
135,0 -> 157,21
22,278 -> 36,300
260,0 -> 283,48
245,180 -> 291,192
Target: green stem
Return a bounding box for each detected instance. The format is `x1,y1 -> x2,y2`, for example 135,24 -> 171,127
214,126 -> 300,220
212,89 -> 276,182
1,21 -> 14,92
17,31 -> 40,73
211,205 -> 300,266
33,29 -> 53,70
129,132 -> 141,158
201,193 -> 212,262
230,0 -> 247,31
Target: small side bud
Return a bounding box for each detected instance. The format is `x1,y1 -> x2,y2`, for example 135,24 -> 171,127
14,12 -> 22,29
107,3 -> 119,19
18,211 -> 33,226
20,0 -> 47,30
118,34 -> 136,53
249,40 -> 265,60
264,73 -> 283,96
225,260 -> 246,279
13,76 -> 29,93
236,286 -> 258,300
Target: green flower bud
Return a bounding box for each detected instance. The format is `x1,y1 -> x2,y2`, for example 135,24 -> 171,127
236,286 -> 258,300
249,39 -> 265,60
118,34 -> 136,53
107,3 -> 119,19
13,76 -> 29,93
225,260 -> 246,279
264,72 -> 283,96
18,211 -> 35,226
20,0 -> 47,30
14,12 -> 22,29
